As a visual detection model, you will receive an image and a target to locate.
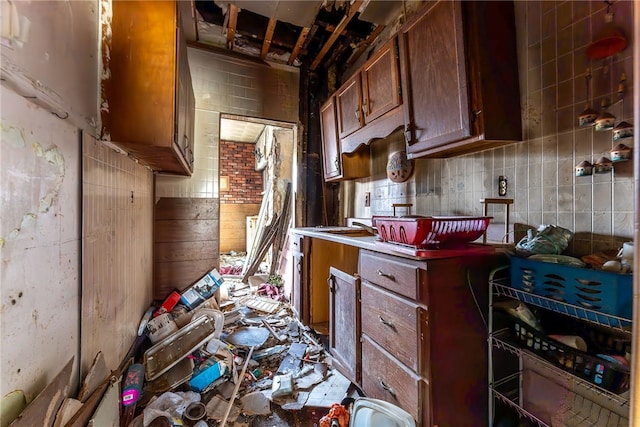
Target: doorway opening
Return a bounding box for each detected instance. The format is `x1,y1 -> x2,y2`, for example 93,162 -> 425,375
217,114 -> 297,300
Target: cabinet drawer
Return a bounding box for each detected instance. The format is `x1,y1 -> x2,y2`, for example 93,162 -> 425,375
361,334 -> 426,424
361,282 -> 425,373
359,250 -> 425,300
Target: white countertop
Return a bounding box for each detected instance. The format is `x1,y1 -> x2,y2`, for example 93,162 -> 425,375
290,226 -> 503,260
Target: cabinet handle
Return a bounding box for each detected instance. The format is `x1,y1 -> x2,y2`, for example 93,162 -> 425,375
334,156 -> 339,168
376,269 -> 395,281
378,315 -> 396,330
354,109 -> 361,121
404,125 -> 412,144
327,277 -> 335,293
378,378 -> 396,397
362,100 -> 369,115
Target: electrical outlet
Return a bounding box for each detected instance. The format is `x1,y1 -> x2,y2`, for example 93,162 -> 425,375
364,192 -> 371,207
498,176 -> 508,196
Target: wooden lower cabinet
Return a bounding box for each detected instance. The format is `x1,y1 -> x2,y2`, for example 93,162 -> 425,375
328,267 -> 361,385
357,249 -> 492,426
361,334 -> 427,424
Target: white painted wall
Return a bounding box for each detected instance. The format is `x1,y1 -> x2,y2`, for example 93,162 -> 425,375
0,0 -> 100,136
0,89 -> 81,400
0,0 -> 154,403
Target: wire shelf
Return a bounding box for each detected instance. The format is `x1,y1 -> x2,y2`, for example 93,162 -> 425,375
491,281 -> 632,333
491,334 -> 630,409
491,373 -> 549,427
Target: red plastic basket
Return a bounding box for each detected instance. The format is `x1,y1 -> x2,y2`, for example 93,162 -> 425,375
372,216 -> 492,249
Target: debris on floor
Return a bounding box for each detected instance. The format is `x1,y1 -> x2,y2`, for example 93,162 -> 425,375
126,269 -> 355,426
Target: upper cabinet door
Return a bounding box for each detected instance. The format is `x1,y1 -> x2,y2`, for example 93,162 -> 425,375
399,1 -> 470,156
320,96 -> 341,180
399,1 -> 522,159
361,37 -> 401,125
336,74 -> 363,139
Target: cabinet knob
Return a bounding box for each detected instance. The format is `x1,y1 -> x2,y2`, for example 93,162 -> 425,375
376,269 -> 395,281
378,378 -> 396,397
378,315 -> 396,330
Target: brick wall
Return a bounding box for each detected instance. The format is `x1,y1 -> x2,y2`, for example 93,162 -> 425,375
220,140 -> 263,204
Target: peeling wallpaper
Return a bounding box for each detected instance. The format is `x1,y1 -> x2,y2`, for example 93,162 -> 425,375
0,89 -> 81,399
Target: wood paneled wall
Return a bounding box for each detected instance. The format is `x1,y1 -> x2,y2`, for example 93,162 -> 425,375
82,134 -> 154,376
220,203 -> 261,253
154,198 -> 219,300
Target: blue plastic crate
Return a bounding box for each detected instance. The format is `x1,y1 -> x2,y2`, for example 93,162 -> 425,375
510,256 -> 633,320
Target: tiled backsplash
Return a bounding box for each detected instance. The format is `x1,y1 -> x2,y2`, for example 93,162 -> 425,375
344,0 -> 635,256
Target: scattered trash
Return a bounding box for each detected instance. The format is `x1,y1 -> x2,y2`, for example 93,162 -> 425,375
96,271 -> 361,426
225,326 -> 270,348
271,373 -> 294,398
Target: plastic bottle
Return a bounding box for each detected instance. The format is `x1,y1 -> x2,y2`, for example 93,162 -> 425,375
122,363 -> 145,406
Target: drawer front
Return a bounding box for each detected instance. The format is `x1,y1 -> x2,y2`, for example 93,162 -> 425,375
359,250 -> 423,300
361,282 -> 422,372
361,334 -> 425,423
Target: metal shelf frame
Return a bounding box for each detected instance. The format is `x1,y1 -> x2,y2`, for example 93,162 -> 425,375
488,265 -> 631,427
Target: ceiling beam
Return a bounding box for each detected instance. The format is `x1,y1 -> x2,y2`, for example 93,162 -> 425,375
261,17 -> 278,59
226,3 -> 239,50
310,0 -> 364,70
345,23 -> 385,68
287,27 -> 310,66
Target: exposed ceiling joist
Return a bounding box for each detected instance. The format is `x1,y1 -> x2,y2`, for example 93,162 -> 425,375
287,27 -> 310,66
310,0 -> 364,70
261,17 -> 278,59
226,3 -> 239,49
345,23 -> 385,68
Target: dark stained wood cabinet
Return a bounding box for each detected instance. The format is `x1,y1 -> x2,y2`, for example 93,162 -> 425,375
103,0 -> 195,175
399,0 -> 522,159
361,37 -> 402,125
320,96 -> 342,180
358,249 -> 493,426
335,36 -> 401,140
336,74 -> 363,139
328,267 -> 361,385
339,36 -> 405,154
320,96 -> 370,182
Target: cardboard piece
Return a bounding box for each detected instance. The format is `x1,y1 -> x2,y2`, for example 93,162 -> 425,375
52,398 -> 82,427
87,377 -> 120,427
180,268 -> 224,309
77,352 -> 108,403
9,357 -> 74,427
64,381 -> 109,427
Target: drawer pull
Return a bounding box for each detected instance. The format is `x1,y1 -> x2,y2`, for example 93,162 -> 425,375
378,315 -> 396,330
378,378 -> 396,397
376,270 -> 395,281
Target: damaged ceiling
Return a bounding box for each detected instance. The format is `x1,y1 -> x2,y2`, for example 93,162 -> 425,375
185,0 -> 408,71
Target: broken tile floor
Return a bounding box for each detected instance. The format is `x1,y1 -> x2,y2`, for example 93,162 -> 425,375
129,274 -> 357,426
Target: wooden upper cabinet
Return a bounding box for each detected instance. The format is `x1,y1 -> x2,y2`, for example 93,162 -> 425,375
336,74 -> 363,139
103,0 -> 195,175
399,1 -> 522,159
361,37 -> 401,125
320,96 -> 342,180
320,96 -> 370,182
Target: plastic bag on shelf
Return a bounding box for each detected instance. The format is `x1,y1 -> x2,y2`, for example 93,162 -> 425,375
515,224 -> 573,257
